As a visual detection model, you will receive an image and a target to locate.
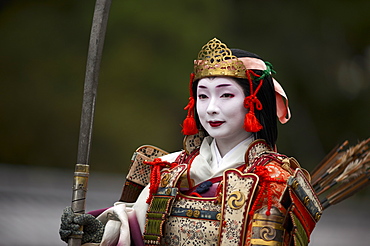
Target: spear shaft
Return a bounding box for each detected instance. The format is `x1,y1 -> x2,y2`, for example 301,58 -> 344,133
69,0 -> 112,245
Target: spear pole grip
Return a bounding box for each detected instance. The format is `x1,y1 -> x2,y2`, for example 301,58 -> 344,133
69,164 -> 90,243
71,164 -> 90,214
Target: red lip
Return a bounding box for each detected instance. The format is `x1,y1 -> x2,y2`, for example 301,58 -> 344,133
209,121 -> 224,127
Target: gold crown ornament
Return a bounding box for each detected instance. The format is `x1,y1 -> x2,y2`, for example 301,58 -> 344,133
193,38 -> 249,80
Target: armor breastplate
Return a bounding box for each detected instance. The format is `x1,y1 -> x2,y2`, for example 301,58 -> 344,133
144,165 -> 259,246
163,194 -> 221,245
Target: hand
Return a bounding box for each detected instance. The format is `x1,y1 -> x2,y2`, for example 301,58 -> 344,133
59,206 -> 104,244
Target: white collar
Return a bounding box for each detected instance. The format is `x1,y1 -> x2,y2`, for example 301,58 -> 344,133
211,136 -> 254,168
190,135 -> 254,185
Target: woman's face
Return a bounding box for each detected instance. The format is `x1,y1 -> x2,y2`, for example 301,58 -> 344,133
196,77 -> 251,142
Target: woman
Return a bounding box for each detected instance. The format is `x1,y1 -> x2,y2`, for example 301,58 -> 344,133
60,38 -> 322,246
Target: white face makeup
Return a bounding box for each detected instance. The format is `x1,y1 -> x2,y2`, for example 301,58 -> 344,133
196,77 -> 252,147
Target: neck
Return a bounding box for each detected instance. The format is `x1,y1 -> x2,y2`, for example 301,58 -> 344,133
215,133 -> 253,157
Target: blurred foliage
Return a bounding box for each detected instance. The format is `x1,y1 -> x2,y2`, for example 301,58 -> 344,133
0,0 -> 369,174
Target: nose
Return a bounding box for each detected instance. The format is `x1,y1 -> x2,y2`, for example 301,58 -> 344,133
206,98 -> 219,115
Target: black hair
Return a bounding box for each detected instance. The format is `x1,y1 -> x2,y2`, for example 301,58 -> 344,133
192,48 -> 278,149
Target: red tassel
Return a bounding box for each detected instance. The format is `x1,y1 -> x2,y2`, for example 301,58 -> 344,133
244,111 -> 263,132
181,73 -> 198,135
182,116 -> 198,135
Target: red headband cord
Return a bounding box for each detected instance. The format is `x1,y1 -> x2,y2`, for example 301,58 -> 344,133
243,70 -> 264,132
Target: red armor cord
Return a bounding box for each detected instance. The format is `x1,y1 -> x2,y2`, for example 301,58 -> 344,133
144,158 -> 178,203
249,165 -> 286,216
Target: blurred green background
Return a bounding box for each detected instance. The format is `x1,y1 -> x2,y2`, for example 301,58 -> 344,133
0,0 -> 369,175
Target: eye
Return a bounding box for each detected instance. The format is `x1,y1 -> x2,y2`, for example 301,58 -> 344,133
198,94 -> 208,99
221,93 -> 235,98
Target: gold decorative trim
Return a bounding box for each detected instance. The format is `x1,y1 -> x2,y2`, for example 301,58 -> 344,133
193,210 -> 201,218
253,213 -> 284,223
160,173 -> 171,187
227,190 -> 246,210
252,220 -> 284,231
251,238 -> 282,246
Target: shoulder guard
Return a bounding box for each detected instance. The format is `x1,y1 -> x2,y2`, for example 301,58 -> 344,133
119,145 -> 168,203
281,168 -> 323,246
246,139 -> 311,181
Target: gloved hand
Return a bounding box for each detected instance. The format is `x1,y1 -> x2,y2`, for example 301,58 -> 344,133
59,206 -> 104,244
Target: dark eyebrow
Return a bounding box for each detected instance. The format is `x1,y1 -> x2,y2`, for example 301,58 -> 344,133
198,84 -> 231,89
216,84 -> 231,88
